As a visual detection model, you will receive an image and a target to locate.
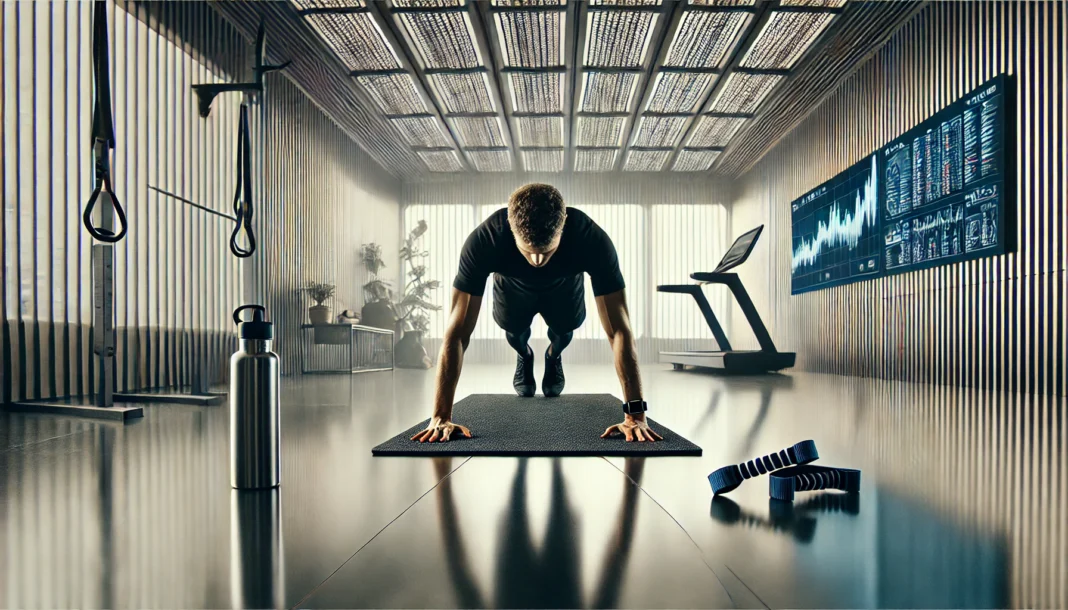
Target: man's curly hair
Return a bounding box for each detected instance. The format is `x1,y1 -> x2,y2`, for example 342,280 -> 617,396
507,183 -> 566,250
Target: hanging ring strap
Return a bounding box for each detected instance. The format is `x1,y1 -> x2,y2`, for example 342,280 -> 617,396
229,104 -> 256,258
83,0 -> 127,243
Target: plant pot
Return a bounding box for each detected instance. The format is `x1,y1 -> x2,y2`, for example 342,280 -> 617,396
309,305 -> 331,325
395,331 -> 432,369
361,300 -> 394,330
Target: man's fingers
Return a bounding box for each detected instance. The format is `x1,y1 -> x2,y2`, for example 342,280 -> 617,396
602,425 -> 618,438
649,428 -> 663,440
635,427 -> 647,442
413,430 -> 430,442
458,425 -> 472,438
623,426 -> 635,442
428,428 -> 441,443
441,427 -> 452,442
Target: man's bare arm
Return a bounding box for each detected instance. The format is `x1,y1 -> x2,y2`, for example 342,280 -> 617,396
595,289 -> 643,403
596,290 -> 662,442
433,289 -> 482,421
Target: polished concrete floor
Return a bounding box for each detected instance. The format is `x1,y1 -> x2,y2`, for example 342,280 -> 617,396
1,363 -> 1065,609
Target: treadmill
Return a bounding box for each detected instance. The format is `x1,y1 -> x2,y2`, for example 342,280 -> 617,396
657,225 -> 795,374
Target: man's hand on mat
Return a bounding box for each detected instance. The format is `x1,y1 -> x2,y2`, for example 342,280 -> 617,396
601,415 -> 663,442
411,416 -> 472,443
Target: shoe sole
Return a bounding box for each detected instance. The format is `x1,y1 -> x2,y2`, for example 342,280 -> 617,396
514,385 -> 535,397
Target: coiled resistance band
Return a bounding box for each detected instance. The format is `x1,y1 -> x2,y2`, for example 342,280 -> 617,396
708,439 -> 819,495
229,104 -> 256,258
83,0 -> 128,243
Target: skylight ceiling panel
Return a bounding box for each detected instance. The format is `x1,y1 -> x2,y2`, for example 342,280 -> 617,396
688,115 -> 747,147
623,149 -> 671,171
428,72 -> 495,113
391,116 -> 455,147
589,0 -> 661,5
707,72 -> 782,113
466,150 -> 513,172
493,0 -> 566,5
509,72 -> 563,113
664,11 -> 747,69
780,0 -> 846,7
393,0 -> 464,7
687,0 -> 754,6
494,11 -> 563,67
305,13 -> 401,71
356,74 -> 428,115
398,11 -> 481,69
578,71 -> 639,113
452,116 -> 507,147
739,11 -> 836,70
516,116 -> 564,147
522,149 -> 565,172
575,149 -> 619,172
673,149 -> 721,171
632,116 -> 688,148
419,150 -> 466,172
583,10 -> 658,68
646,72 -> 715,113
576,116 -> 626,147
291,0 -> 364,9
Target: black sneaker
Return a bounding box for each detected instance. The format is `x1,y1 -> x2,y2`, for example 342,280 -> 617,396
542,348 -> 565,397
513,347 -> 536,397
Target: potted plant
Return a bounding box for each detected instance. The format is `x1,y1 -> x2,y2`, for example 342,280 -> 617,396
360,243 -> 396,330
301,281 -> 336,325
394,220 -> 442,369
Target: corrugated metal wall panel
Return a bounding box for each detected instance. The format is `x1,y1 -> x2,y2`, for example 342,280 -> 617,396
0,1 -> 400,403
731,1 -> 1067,398
402,174 -> 732,364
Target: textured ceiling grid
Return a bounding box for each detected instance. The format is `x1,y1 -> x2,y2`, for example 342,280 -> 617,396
576,116 -> 626,147
673,149 -> 721,172
739,11 -> 836,70
509,72 -> 564,113
304,13 -> 401,71
578,72 -> 640,113
583,10 -> 657,67
622,149 -> 671,172
707,72 -> 784,114
466,149 -> 514,172
398,11 -> 482,69
495,10 -> 563,67
283,0 -> 897,176
521,149 -> 566,172
516,116 -> 565,147
391,116 -> 456,147
687,115 -> 747,147
574,149 -> 619,172
418,149 -> 466,172
632,115 -> 689,148
646,71 -> 716,113
291,0 -> 365,9
356,73 -> 429,115
663,11 -> 748,69
452,116 -> 508,148
427,72 -> 496,113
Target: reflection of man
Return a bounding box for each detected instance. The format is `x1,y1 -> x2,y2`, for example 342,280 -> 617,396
412,183 -> 661,444
431,457 -> 644,608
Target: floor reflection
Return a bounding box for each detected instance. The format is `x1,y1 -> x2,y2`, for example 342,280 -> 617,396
710,492 -> 860,544
432,457 -> 645,609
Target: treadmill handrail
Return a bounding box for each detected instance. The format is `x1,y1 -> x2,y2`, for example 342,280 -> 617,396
653,284 -> 731,350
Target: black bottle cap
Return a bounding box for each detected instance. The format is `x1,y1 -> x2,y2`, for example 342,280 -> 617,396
233,305 -> 273,340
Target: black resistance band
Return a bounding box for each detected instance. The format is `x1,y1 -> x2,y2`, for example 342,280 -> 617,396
707,439 -> 819,495
229,104 -> 256,258
768,465 -> 861,502
83,0 -> 128,243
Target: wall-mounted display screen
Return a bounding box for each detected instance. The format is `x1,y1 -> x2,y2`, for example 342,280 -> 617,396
790,74 -> 1012,295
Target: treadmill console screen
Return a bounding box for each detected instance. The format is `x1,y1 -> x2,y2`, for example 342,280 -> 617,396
714,225 -> 763,273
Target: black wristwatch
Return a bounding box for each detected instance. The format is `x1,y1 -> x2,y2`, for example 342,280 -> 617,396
622,400 -> 648,415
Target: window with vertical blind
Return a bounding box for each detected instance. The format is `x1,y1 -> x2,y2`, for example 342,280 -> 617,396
401,204 -> 477,339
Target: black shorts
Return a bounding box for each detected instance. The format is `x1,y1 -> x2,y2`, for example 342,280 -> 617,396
492,274 -> 586,335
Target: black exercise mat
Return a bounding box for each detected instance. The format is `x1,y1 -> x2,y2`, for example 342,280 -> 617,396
372,393 -> 702,457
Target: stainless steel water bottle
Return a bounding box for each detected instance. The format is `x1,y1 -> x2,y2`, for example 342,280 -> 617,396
230,305 -> 280,489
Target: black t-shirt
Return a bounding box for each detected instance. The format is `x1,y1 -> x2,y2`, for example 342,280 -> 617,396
453,207 -> 626,298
